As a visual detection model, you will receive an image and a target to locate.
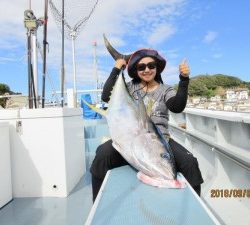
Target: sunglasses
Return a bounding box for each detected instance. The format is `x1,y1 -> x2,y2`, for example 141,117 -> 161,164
136,61 -> 157,71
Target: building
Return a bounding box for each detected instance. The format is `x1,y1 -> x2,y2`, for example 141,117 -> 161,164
226,88 -> 249,100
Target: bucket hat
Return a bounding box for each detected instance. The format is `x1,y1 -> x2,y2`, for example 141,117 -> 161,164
127,49 -> 166,78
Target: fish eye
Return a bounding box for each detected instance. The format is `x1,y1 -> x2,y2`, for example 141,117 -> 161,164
160,152 -> 170,159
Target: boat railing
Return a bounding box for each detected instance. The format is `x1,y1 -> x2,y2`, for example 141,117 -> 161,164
169,108 -> 250,225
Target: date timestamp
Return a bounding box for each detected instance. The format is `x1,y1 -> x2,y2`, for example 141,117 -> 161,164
210,189 -> 250,198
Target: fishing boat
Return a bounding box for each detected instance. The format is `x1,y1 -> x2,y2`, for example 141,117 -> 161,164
0,2 -> 249,225
0,93 -> 249,225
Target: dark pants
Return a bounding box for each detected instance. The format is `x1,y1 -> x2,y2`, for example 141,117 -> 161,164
90,139 -> 203,201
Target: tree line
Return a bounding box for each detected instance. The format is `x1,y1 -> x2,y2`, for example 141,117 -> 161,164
0,83 -> 20,108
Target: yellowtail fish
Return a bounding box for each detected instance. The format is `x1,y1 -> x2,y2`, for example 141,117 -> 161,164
83,72 -> 186,189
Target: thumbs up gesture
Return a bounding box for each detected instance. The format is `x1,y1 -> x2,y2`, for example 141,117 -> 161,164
179,59 -> 190,77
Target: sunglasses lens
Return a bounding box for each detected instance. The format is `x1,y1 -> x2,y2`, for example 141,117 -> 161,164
147,62 -> 156,69
137,62 -> 156,71
137,64 -> 146,71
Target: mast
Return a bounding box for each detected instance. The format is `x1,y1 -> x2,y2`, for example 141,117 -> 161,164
32,28 -> 39,107
93,41 -> 99,90
24,8 -> 38,108
61,0 -> 65,107
71,31 -> 77,107
42,0 -> 49,108
24,1 -> 45,108
93,41 -> 99,103
27,28 -> 33,108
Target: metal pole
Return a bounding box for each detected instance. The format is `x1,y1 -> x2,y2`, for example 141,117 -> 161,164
30,63 -> 37,108
93,41 -> 99,103
32,31 -> 38,107
61,0 -> 65,107
93,41 -> 99,89
27,31 -> 33,108
24,9 -> 39,109
42,0 -> 48,108
71,32 -> 77,107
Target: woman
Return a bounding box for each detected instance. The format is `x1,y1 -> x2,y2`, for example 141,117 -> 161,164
90,49 -> 203,201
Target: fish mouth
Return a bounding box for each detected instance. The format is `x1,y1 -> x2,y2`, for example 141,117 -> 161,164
103,34 -> 132,63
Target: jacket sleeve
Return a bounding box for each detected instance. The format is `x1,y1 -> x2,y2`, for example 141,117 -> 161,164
101,67 -> 121,102
166,75 -> 189,113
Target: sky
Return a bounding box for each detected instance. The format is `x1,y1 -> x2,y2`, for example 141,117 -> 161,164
0,0 -> 250,102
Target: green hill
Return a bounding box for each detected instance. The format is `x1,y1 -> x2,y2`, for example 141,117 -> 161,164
187,74 -> 250,97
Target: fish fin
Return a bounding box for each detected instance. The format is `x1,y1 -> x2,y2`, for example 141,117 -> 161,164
103,34 -> 131,62
137,171 -> 186,189
81,99 -> 107,117
101,136 -> 111,144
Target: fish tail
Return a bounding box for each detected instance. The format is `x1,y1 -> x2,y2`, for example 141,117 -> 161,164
81,99 -> 107,117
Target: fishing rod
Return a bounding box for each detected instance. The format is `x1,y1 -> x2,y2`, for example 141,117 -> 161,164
42,0 -> 49,108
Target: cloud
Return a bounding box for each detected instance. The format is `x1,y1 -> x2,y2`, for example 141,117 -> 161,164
212,53 -> 223,59
203,31 -> 218,43
0,56 -> 21,63
0,0 -> 187,94
147,24 -> 176,46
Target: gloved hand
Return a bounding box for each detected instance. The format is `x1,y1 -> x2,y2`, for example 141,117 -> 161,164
179,59 -> 190,77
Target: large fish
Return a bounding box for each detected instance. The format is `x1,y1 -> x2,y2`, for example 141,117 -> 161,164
84,71 -> 186,188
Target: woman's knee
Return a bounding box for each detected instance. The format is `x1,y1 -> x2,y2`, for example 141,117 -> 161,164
181,157 -> 203,187
90,140 -> 128,179
91,141 -> 113,174
93,140 -> 118,164
186,156 -> 199,168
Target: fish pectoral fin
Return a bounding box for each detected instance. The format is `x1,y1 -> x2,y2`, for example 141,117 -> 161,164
101,136 -> 111,144
137,171 -> 186,189
82,99 -> 107,117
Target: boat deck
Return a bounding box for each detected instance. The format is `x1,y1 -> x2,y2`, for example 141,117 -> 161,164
85,166 -> 220,225
0,172 -> 93,225
0,118 -> 108,225
1,113 -> 249,225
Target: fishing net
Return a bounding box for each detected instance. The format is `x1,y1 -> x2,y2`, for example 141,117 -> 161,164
49,0 -> 99,39
49,0 -> 99,106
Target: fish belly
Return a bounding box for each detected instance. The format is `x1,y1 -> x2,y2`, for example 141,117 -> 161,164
137,171 -> 186,188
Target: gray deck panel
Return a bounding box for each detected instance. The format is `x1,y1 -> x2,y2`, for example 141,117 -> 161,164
89,165 -> 218,225
0,172 -> 93,225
